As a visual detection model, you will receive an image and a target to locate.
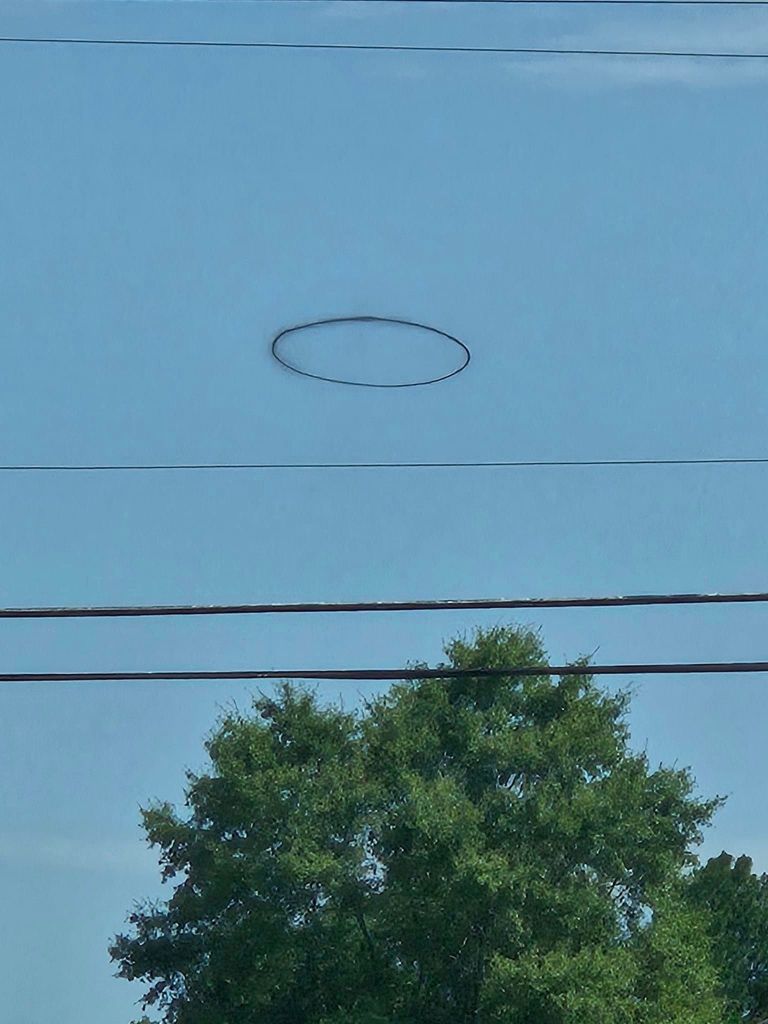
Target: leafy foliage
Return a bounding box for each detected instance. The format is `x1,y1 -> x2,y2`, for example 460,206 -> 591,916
111,626 -> 723,1023
689,851 -> 768,1022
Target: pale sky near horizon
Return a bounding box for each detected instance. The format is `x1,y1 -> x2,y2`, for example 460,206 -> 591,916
2,0 -> 768,1020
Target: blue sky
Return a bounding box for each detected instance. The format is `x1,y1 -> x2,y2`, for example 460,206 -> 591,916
2,0 -> 768,1020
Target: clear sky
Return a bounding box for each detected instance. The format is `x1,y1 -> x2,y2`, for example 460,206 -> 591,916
2,0 -> 768,1020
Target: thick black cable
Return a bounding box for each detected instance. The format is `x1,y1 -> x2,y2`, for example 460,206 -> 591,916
1,457 -> 768,472
3,36 -> 768,58
2,591 -> 768,619
2,662 -> 768,682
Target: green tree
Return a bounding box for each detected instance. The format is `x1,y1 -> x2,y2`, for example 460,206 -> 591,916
111,626 -> 722,1023
689,850 -> 768,1022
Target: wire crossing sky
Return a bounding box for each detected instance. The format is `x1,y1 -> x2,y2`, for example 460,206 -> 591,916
0,661 -> 765,682
4,35 -> 768,57
1,590 -> 768,617
0,455 -> 766,470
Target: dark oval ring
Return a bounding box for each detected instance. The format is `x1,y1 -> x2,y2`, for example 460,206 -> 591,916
270,315 -> 471,388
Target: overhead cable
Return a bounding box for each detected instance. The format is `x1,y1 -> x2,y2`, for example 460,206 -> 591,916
0,457 -> 767,472
2,591 -> 768,619
3,662 -> 768,682
4,36 -> 768,59
93,0 -> 768,7
278,0 -> 768,6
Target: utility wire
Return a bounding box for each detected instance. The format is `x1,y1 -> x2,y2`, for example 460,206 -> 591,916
2,591 -> 768,619
289,0 -> 768,4
4,36 -> 768,58
98,0 -> 768,6
1,457 -> 768,472
280,0 -> 768,5
43,0 -> 768,5
3,662 -> 768,682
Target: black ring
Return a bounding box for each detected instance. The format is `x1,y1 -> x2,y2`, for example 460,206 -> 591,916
270,315 -> 471,388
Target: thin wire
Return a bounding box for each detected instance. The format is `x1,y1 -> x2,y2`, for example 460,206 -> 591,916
328,0 -> 768,3
39,0 -> 768,5
4,37 -> 768,58
285,0 -> 768,4
1,456 -> 768,472
78,0 -> 768,6
3,591 -> 768,618
2,662 -> 768,682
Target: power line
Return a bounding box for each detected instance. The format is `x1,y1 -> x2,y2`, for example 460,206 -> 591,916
107,0 -> 768,6
3,662 -> 768,682
3,36 -> 768,58
291,0 -> 768,5
296,0 -> 768,4
1,456 -> 768,472
2,591 -> 768,619
346,0 -> 768,3
44,0 -> 768,5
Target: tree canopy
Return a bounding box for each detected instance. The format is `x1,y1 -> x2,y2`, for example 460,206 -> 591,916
111,625 -> 736,1023
688,851 -> 768,1022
